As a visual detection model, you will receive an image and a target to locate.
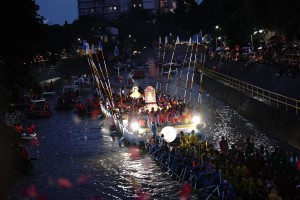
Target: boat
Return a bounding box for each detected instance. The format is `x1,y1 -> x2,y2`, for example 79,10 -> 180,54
83,39 -> 206,146
72,74 -> 94,91
40,77 -> 61,97
27,99 -> 52,118
74,95 -> 101,118
20,132 -> 37,140
99,85 -> 205,146
131,70 -> 146,79
55,85 -> 80,110
10,94 -> 31,110
162,62 -> 179,74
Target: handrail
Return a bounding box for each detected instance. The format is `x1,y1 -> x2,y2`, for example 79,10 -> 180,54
202,68 -> 300,115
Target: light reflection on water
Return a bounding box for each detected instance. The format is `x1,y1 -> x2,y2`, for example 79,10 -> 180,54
7,63 -> 291,200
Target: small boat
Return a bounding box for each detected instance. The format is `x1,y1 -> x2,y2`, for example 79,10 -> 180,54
132,70 -> 146,79
40,77 -> 61,97
162,62 -> 179,74
55,85 -> 80,110
27,99 -> 52,118
20,132 -> 37,140
10,95 -> 31,110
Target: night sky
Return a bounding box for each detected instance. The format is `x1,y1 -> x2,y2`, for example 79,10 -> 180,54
35,0 -> 78,25
34,0 -> 203,25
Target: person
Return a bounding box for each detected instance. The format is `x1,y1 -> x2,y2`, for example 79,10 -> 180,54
43,101 -> 49,111
18,145 -> 28,161
14,123 -> 24,134
219,180 -> 236,200
244,136 -> 254,159
57,94 -> 63,106
180,131 -> 189,148
151,121 -> 157,140
189,130 -> 197,146
219,136 -> 229,155
26,122 -> 35,134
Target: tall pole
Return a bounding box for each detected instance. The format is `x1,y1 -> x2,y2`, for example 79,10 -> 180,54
251,34 -> 254,51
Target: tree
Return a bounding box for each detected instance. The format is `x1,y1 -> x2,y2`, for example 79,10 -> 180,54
0,0 -> 43,107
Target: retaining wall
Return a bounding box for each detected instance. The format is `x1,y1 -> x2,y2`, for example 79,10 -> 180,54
196,69 -> 300,150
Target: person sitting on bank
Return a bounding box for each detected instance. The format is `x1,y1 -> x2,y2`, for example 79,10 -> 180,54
189,130 -> 197,146
180,131 -> 189,148
219,136 -> 229,155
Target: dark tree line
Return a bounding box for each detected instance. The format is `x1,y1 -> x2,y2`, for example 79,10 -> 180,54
0,0 -> 42,111
174,0 -> 300,45
0,1 -> 79,112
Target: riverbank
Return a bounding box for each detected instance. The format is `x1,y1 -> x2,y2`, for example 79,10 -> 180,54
199,59 -> 300,151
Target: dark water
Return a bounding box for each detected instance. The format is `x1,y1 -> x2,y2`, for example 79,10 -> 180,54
6,57 -> 294,200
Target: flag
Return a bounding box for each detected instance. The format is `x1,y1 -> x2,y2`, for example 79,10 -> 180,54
98,41 -> 103,51
91,44 -> 95,54
188,37 -> 192,46
206,34 -> 211,43
114,46 -> 119,57
176,36 -> 180,44
82,40 -> 87,49
197,31 -> 203,44
192,35 -> 197,43
165,36 -> 168,44
159,36 -> 161,45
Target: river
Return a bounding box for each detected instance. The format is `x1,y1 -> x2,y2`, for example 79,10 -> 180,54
6,54 -> 290,200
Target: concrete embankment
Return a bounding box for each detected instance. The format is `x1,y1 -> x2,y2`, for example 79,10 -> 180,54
196,60 -> 300,150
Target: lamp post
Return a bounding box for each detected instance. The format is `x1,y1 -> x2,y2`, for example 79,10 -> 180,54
215,25 -> 220,50
250,34 -> 254,51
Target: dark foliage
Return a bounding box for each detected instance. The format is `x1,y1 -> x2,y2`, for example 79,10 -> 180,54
174,0 -> 300,46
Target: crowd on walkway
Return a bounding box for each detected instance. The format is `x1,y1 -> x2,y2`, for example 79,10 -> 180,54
146,130 -> 300,200
211,42 -> 300,77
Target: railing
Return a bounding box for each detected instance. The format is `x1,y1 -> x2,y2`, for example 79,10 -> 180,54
203,68 -> 300,115
281,53 -> 300,63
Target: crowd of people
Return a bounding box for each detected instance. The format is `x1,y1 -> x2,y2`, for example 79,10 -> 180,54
146,129 -> 300,199
212,42 -> 300,77
75,95 -> 100,114
103,88 -> 193,130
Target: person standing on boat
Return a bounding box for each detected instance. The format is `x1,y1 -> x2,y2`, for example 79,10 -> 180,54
14,123 -> 24,134
43,101 -> 49,111
151,121 -> 157,140
26,122 -> 35,134
148,107 -> 156,127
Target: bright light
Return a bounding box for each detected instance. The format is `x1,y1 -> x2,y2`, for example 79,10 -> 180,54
215,25 -> 219,29
192,116 -> 201,124
254,31 -> 258,35
259,29 -> 263,33
131,122 -> 140,131
161,126 -> 177,143
218,37 -> 222,40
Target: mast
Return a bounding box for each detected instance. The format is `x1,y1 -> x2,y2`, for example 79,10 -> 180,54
183,37 -> 194,103
190,32 -> 202,102
165,36 -> 180,92
175,41 -> 190,97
